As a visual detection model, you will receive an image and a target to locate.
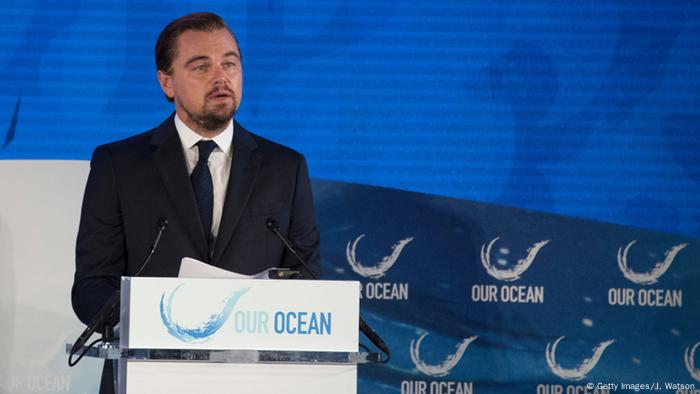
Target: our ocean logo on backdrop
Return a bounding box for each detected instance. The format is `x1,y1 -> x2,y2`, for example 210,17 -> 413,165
545,336 -> 615,381
608,241 -> 687,308
685,341 -> 700,382
410,332 -> 478,377
481,237 -> 549,281
160,284 -> 250,343
346,234 -> 413,278
617,240 -> 687,285
402,332 -> 476,394
471,236 -> 547,304
346,233 -> 412,300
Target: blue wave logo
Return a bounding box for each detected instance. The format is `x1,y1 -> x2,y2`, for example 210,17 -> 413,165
159,284 -> 250,343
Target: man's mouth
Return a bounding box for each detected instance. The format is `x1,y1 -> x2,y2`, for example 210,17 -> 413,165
207,89 -> 234,102
210,92 -> 231,99
207,88 -> 233,98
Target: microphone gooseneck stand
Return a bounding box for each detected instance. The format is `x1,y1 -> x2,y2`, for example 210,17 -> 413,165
69,218 -> 168,367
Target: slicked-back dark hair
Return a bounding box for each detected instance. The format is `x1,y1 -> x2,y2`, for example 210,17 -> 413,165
155,12 -> 240,74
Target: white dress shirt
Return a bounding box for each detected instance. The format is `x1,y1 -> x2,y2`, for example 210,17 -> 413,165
174,114 -> 233,245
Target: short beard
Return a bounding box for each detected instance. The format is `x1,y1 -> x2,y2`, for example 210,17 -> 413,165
182,101 -> 236,133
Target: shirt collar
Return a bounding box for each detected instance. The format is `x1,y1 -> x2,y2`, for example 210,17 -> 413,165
174,113 -> 234,155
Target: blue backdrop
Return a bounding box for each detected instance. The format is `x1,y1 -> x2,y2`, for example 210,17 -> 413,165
1,1 -> 699,392
313,180 -> 698,392
1,0 -> 698,237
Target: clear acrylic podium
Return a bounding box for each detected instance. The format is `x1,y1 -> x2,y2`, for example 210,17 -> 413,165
68,277 -> 378,394
65,345 -> 380,393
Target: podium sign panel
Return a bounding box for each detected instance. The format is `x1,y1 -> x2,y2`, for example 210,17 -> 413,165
118,278 -> 361,393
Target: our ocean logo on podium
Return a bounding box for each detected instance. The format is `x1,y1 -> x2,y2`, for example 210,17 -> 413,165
685,341 -> 700,382
160,284 -> 250,343
159,284 -> 333,343
471,236 -> 548,304
402,331 -> 476,394
346,233 -> 412,300
607,241 -> 687,308
537,336 -> 615,394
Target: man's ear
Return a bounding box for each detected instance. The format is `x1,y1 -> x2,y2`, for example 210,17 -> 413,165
157,70 -> 174,101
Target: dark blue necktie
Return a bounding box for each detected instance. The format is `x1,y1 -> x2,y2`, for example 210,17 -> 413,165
191,140 -> 217,248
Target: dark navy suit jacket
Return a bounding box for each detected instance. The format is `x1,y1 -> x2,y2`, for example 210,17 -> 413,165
71,115 -> 320,392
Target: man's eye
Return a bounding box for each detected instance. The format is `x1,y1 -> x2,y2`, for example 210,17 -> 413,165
223,62 -> 237,69
193,64 -> 208,71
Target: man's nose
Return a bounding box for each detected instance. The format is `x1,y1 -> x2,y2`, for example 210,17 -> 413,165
211,65 -> 228,84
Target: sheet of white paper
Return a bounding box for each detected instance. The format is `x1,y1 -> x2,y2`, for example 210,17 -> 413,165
178,257 -> 295,279
178,257 -> 250,279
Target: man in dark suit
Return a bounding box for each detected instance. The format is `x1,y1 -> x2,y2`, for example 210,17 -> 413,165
71,12 -> 320,393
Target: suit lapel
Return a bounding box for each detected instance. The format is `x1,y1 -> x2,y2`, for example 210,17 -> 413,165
150,115 -> 209,260
211,121 -> 260,266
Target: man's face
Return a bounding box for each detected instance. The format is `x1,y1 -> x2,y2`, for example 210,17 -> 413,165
157,28 -> 242,135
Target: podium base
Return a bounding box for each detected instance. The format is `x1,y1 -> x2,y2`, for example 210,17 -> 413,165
121,361 -> 356,394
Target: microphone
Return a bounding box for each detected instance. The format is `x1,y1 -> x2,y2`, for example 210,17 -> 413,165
69,217 -> 168,363
265,217 -> 317,279
265,217 -> 391,362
